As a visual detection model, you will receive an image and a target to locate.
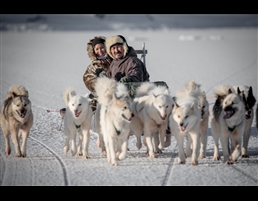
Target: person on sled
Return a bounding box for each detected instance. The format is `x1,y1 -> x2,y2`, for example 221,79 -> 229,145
83,36 -> 113,111
104,35 -> 150,97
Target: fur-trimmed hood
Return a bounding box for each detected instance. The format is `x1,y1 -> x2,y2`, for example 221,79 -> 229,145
105,35 -> 129,60
86,36 -> 106,61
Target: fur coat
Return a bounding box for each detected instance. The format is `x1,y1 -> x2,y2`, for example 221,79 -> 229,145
83,36 -> 112,92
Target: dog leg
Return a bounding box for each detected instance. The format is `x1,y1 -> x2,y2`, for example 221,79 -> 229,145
145,132 -> 157,158
3,130 -> 11,155
185,135 -> 193,158
158,126 -> 166,152
199,129 -> 208,159
189,132 -> 199,166
77,131 -> 83,156
154,131 -> 162,153
82,129 -> 90,159
211,118 -> 220,161
231,134 -> 242,162
20,130 -> 30,157
164,133 -> 171,148
108,136 -> 118,166
118,137 -> 128,161
174,133 -> 185,164
241,126 -> 251,158
220,134 -> 233,164
71,132 -> 77,156
10,128 -> 22,157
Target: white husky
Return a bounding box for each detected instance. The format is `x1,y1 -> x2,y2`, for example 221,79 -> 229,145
130,82 -> 174,159
63,88 -> 93,158
184,82 -> 209,159
232,85 -> 256,158
169,81 -> 202,165
211,85 -> 246,164
94,76 -> 133,166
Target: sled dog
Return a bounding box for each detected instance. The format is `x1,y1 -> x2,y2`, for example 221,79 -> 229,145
95,76 -> 133,166
63,88 -> 93,158
0,85 -> 33,157
184,82 -> 209,159
130,82 -> 174,158
233,86 -> 256,157
211,85 -> 246,164
169,81 -> 202,165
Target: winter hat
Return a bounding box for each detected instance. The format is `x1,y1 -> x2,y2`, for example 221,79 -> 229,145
92,37 -> 105,48
105,35 -> 128,60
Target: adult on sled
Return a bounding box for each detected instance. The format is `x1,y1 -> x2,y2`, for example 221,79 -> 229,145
104,35 -> 150,98
83,36 -> 112,110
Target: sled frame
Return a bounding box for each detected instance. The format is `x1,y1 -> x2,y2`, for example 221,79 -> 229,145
135,42 -> 147,66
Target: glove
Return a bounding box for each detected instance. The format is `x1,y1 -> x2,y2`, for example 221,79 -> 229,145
95,68 -> 104,77
119,76 -> 131,83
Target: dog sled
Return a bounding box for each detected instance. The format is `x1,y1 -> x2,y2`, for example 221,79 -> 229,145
47,42 -> 169,127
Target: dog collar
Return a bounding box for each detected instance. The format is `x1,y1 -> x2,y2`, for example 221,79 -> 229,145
113,124 -> 121,135
228,126 -> 236,132
74,123 -> 81,132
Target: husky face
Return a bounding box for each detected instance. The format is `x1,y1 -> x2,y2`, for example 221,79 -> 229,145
68,95 -> 88,119
11,93 -> 31,120
152,93 -> 173,121
173,102 -> 199,133
112,93 -> 133,122
222,91 -> 245,127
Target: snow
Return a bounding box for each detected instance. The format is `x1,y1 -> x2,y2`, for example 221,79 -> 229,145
0,14 -> 257,186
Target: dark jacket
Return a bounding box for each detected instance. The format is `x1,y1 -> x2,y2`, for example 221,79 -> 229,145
105,46 -> 150,82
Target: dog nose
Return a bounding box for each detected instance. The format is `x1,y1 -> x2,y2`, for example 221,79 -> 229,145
131,113 -> 134,118
180,123 -> 183,126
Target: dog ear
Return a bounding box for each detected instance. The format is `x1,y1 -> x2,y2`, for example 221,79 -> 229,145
164,89 -> 169,96
237,87 -> 242,95
12,92 -> 18,99
190,102 -> 195,109
228,88 -> 233,94
247,86 -> 256,108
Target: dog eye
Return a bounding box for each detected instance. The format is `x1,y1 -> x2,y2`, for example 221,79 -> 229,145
17,104 -> 20,107
178,115 -> 180,118
24,104 -> 27,107
202,106 -> 205,109
124,106 -> 127,110
79,104 -> 82,106
185,115 -> 188,118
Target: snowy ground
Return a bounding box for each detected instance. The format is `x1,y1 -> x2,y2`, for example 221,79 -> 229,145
0,14 -> 257,186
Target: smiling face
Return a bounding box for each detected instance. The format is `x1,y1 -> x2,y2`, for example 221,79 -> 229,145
110,44 -> 125,60
68,95 -> 88,119
94,43 -> 106,58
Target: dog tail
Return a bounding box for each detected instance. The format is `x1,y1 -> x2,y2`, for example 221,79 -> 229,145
135,82 -> 156,97
213,84 -> 233,98
186,80 -> 202,97
7,85 -> 29,98
95,76 -> 117,105
63,88 -> 76,107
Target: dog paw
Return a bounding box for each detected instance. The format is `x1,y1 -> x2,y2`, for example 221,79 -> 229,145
191,161 -> 198,166
225,161 -> 234,165
136,142 -> 142,150
178,161 -> 186,165
15,153 -> 22,157
5,149 -> 11,155
241,154 -> 249,158
77,152 -> 83,156
156,148 -> 163,154
213,156 -> 220,161
84,155 -> 91,159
